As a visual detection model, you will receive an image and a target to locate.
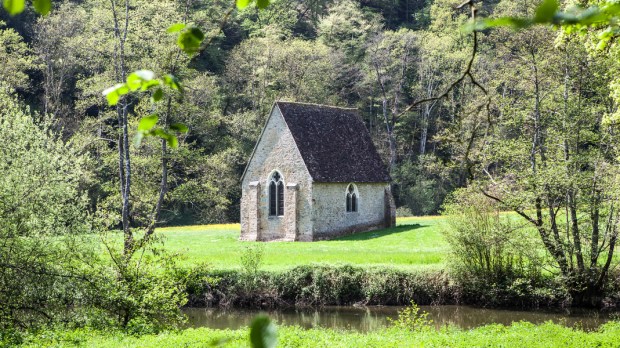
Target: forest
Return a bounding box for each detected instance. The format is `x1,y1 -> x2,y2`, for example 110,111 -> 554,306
3,0 -> 620,346
0,0 -> 531,225
1,0 -> 616,221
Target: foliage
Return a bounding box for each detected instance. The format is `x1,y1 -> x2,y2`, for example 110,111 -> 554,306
442,189 -> 543,284
473,0 -> 620,51
3,0 -> 51,15
318,0 -> 382,61
0,89 -> 92,332
21,321 -> 620,347
394,156 -> 457,215
183,263 -> 570,309
249,315 -> 277,348
240,243 -> 265,276
389,301 -> 433,332
83,236 -> 189,334
0,21 -> 37,92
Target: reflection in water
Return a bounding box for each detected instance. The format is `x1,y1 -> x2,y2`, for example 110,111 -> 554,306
183,305 -> 616,332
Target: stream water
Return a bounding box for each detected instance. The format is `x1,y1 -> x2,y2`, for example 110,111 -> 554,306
183,305 -> 616,332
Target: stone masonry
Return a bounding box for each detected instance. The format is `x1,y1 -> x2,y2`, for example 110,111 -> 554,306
240,102 -> 395,241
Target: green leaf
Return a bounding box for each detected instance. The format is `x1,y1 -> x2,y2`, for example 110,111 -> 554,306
167,134 -> 179,148
554,11 -> 579,25
170,122 -> 189,133
177,26 -> 205,55
127,70 -> 155,91
141,79 -> 161,91
250,315 -> 277,348
3,0 -> 25,15
465,17 -> 531,31
163,74 -> 182,92
103,83 -> 129,106
256,0 -> 269,9
236,0 -> 251,9
167,23 -> 186,33
138,114 -> 158,131
534,0 -> 559,24
32,0 -> 51,15
152,88 -> 164,102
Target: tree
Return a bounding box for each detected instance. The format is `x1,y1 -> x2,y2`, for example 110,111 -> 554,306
0,21 -> 37,92
0,88 -> 92,331
364,28 -> 417,173
460,0 -> 620,303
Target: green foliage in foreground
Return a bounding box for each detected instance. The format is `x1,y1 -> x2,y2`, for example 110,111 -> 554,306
22,321 -> 620,348
157,217 -> 449,271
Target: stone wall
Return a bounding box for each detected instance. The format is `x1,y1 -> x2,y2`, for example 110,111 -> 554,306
240,106 -> 314,241
311,182 -> 389,239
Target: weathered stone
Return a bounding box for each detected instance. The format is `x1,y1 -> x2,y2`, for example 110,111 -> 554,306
240,102 -> 394,241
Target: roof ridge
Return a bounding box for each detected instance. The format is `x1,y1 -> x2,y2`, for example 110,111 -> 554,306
276,101 -> 358,111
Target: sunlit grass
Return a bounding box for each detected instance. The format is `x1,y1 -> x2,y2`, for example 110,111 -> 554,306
158,216 -> 449,271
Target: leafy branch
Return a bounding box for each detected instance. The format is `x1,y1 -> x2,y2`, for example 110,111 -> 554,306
3,0 -> 272,147
3,0 -> 51,15
471,0 -> 620,50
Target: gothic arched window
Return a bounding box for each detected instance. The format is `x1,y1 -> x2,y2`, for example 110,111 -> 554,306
269,171 -> 284,216
346,184 -> 358,212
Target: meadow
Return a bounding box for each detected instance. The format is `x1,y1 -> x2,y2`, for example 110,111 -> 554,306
158,216 -> 449,271
24,322 -> 620,348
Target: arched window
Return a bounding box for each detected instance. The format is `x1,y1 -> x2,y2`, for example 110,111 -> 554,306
346,184 -> 358,212
269,171 -> 284,216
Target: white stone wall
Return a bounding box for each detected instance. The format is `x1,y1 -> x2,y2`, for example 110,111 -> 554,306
311,182 -> 388,239
240,106 -> 314,241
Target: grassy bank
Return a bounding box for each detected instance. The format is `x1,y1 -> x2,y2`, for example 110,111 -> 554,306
23,321 -> 620,347
159,216 -> 449,270
183,264 -> 570,309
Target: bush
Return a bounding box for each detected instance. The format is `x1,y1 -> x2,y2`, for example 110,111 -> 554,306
389,301 -> 433,331
0,90 -> 93,332
84,236 -> 190,334
442,189 -> 543,284
184,265 -> 461,308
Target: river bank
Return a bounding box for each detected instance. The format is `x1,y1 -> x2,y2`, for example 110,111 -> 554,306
184,264 -> 619,310
22,321 -> 620,347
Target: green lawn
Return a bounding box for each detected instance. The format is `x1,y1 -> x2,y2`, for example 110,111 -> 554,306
158,216 -> 449,271
24,322 -> 620,348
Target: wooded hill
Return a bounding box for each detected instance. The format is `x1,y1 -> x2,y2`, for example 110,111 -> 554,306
0,0 -> 616,226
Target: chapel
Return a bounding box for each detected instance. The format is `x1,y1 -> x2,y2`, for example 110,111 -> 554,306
240,101 -> 395,241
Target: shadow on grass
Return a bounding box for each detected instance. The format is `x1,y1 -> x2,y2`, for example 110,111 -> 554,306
331,224 -> 425,241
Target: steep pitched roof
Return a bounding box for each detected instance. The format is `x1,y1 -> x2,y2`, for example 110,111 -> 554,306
276,101 -> 390,183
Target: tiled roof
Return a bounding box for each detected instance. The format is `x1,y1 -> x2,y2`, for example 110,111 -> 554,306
277,101 -> 390,183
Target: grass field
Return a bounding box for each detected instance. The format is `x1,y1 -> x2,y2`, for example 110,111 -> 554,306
158,216 -> 449,271
24,322 -> 620,347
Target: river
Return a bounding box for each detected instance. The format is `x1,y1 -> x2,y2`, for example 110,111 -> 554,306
183,305 -> 615,332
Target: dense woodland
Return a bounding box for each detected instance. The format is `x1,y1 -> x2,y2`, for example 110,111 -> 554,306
1,0 -> 616,221
3,0 -> 620,343
0,0 -> 549,223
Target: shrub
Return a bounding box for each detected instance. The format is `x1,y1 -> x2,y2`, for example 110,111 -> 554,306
389,301 -> 433,331
240,243 -> 265,276
0,90 -> 93,332
84,237 -> 189,334
441,189 -> 543,285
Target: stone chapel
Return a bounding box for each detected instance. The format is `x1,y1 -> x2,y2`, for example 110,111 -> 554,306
240,101 -> 395,241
